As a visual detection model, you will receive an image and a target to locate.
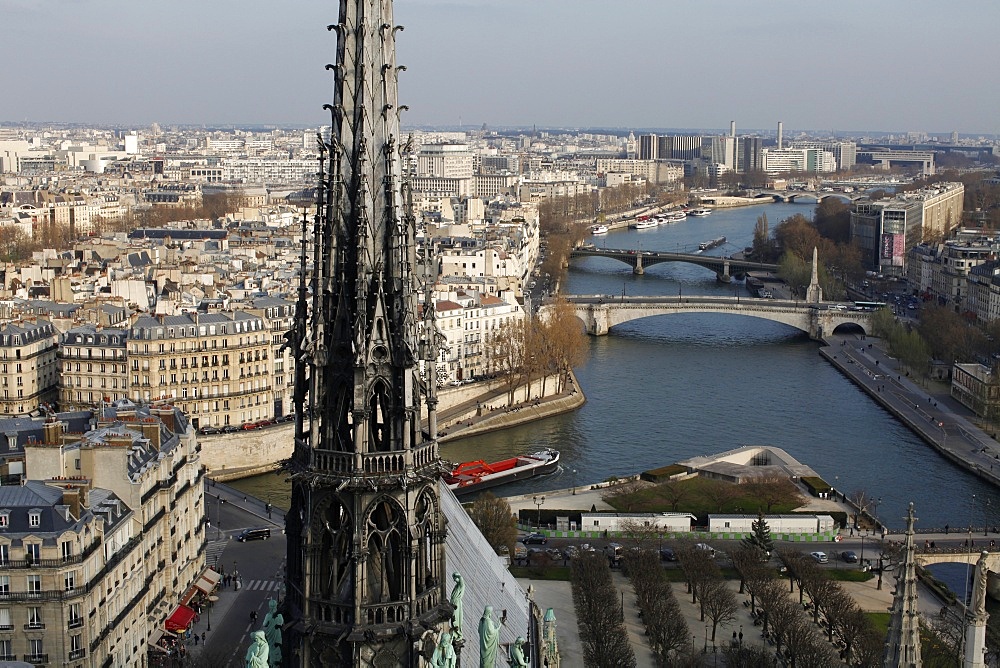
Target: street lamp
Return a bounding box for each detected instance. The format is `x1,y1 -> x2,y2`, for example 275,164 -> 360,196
874,497 -> 882,534
704,624 -> 709,654
533,496 -> 545,530
206,600 -> 212,632
860,532 -> 866,567
571,469 -> 577,495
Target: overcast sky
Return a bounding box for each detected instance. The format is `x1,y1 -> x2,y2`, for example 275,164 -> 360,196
3,0 -> 998,135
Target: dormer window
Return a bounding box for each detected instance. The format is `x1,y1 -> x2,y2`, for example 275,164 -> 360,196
0,511 -> 8,528
28,511 -> 40,528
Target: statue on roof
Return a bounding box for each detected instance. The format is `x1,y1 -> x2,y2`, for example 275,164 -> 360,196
479,605 -> 500,668
245,630 -> 269,668
449,571 -> 465,642
507,636 -> 527,668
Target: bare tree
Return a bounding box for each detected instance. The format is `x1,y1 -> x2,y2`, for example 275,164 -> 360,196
723,644 -> 776,668
571,553 -> 637,668
701,578 -> 738,641
466,492 -> 517,557
484,319 -> 530,405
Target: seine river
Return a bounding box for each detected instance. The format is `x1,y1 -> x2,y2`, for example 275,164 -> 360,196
233,200 -> 1000,531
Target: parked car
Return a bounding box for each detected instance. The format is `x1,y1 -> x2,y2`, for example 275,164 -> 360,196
563,546 -> 580,560
810,551 -> 829,564
659,547 -> 677,562
520,533 -> 547,545
199,425 -> 222,435
841,550 -> 858,563
222,425 -> 239,433
695,543 -> 716,557
513,545 -> 527,561
241,421 -> 264,430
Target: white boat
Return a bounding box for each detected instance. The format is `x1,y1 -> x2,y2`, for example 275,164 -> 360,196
630,219 -> 658,230
688,208 -> 711,217
590,224 -> 609,235
661,211 -> 687,222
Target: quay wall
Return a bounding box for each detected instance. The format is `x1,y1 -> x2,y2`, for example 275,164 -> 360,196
201,372 -> 586,479
819,344 -> 1000,490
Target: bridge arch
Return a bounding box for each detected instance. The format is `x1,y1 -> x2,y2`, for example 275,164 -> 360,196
556,296 -> 872,341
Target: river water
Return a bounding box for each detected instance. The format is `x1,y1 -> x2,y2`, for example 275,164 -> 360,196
233,201 -> 1000,531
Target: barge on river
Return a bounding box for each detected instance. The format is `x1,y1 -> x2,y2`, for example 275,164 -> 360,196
444,449 -> 560,496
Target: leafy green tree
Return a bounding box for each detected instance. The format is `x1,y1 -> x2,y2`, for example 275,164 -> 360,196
741,511 -> 774,558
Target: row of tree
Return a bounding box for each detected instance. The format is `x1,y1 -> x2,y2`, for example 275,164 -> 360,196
730,545 -> 882,666
622,548 -> 695,665
0,190 -> 245,263
483,299 -> 588,406
570,552 -> 637,667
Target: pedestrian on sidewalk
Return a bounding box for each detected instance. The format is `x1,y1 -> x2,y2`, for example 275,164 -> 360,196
201,632 -> 206,644
194,635 -> 199,646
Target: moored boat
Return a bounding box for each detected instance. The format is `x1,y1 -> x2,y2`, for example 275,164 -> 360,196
688,208 -> 711,217
630,219 -> 658,230
444,449 -> 561,496
661,211 -> 687,222
590,224 -> 609,235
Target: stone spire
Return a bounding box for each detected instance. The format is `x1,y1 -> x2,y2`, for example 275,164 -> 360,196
283,1 -> 451,665
805,246 -> 823,303
884,503 -> 922,668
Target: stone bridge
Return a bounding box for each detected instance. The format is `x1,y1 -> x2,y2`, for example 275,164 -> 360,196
561,295 -> 875,341
749,190 -> 865,203
915,549 -> 1000,600
569,247 -> 778,281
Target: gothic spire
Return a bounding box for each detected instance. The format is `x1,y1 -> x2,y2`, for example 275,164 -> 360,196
284,2 -> 451,665
884,503 -> 922,668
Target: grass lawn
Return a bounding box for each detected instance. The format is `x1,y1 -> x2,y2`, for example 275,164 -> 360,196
867,612 -> 890,637
605,475 -> 803,516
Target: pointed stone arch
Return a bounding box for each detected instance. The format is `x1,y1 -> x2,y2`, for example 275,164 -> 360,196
364,495 -> 406,603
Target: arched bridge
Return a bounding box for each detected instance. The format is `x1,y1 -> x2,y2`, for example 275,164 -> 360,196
750,190 -> 866,203
561,295 -> 874,340
569,247 -> 778,281
916,549 -> 1000,600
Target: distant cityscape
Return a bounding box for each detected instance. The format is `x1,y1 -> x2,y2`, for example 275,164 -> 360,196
2,116 -> 1000,663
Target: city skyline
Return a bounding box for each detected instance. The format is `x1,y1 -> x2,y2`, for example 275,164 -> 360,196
3,0 -> 1000,135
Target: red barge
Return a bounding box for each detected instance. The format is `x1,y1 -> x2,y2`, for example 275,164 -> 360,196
444,449 -> 560,496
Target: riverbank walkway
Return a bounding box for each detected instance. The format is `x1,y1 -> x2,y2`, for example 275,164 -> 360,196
822,331 -> 1000,494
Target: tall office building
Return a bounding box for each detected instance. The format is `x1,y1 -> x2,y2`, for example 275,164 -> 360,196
739,137 -> 764,173
283,2 -> 452,664
850,182 -> 965,275
637,133 -> 659,160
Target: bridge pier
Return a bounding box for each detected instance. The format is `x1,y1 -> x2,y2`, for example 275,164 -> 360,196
633,254 -> 644,275
717,259 -> 731,283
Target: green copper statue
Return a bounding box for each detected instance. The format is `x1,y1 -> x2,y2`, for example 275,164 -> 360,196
245,630 -> 269,668
449,572 -> 465,642
263,598 -> 284,667
479,605 -> 500,668
507,636 -> 527,668
431,630 -> 457,668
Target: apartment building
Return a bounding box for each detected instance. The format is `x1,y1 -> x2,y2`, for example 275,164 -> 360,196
906,241 -> 996,311
3,401 -> 204,667
126,312 -> 273,429
0,319 -> 58,416
58,325 -> 129,411
432,292 -> 524,383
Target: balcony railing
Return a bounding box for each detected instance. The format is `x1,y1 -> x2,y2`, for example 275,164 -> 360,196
69,648 -> 86,660
25,622 -> 45,630
24,655 -> 48,665
68,617 -> 83,629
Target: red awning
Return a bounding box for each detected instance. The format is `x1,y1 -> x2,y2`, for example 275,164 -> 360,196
165,605 -> 196,632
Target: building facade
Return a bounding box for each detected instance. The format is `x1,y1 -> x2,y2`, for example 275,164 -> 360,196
0,320 -> 58,416
2,401 -> 203,667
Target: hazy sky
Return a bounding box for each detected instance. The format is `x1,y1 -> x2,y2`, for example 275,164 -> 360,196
3,0 -> 998,134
